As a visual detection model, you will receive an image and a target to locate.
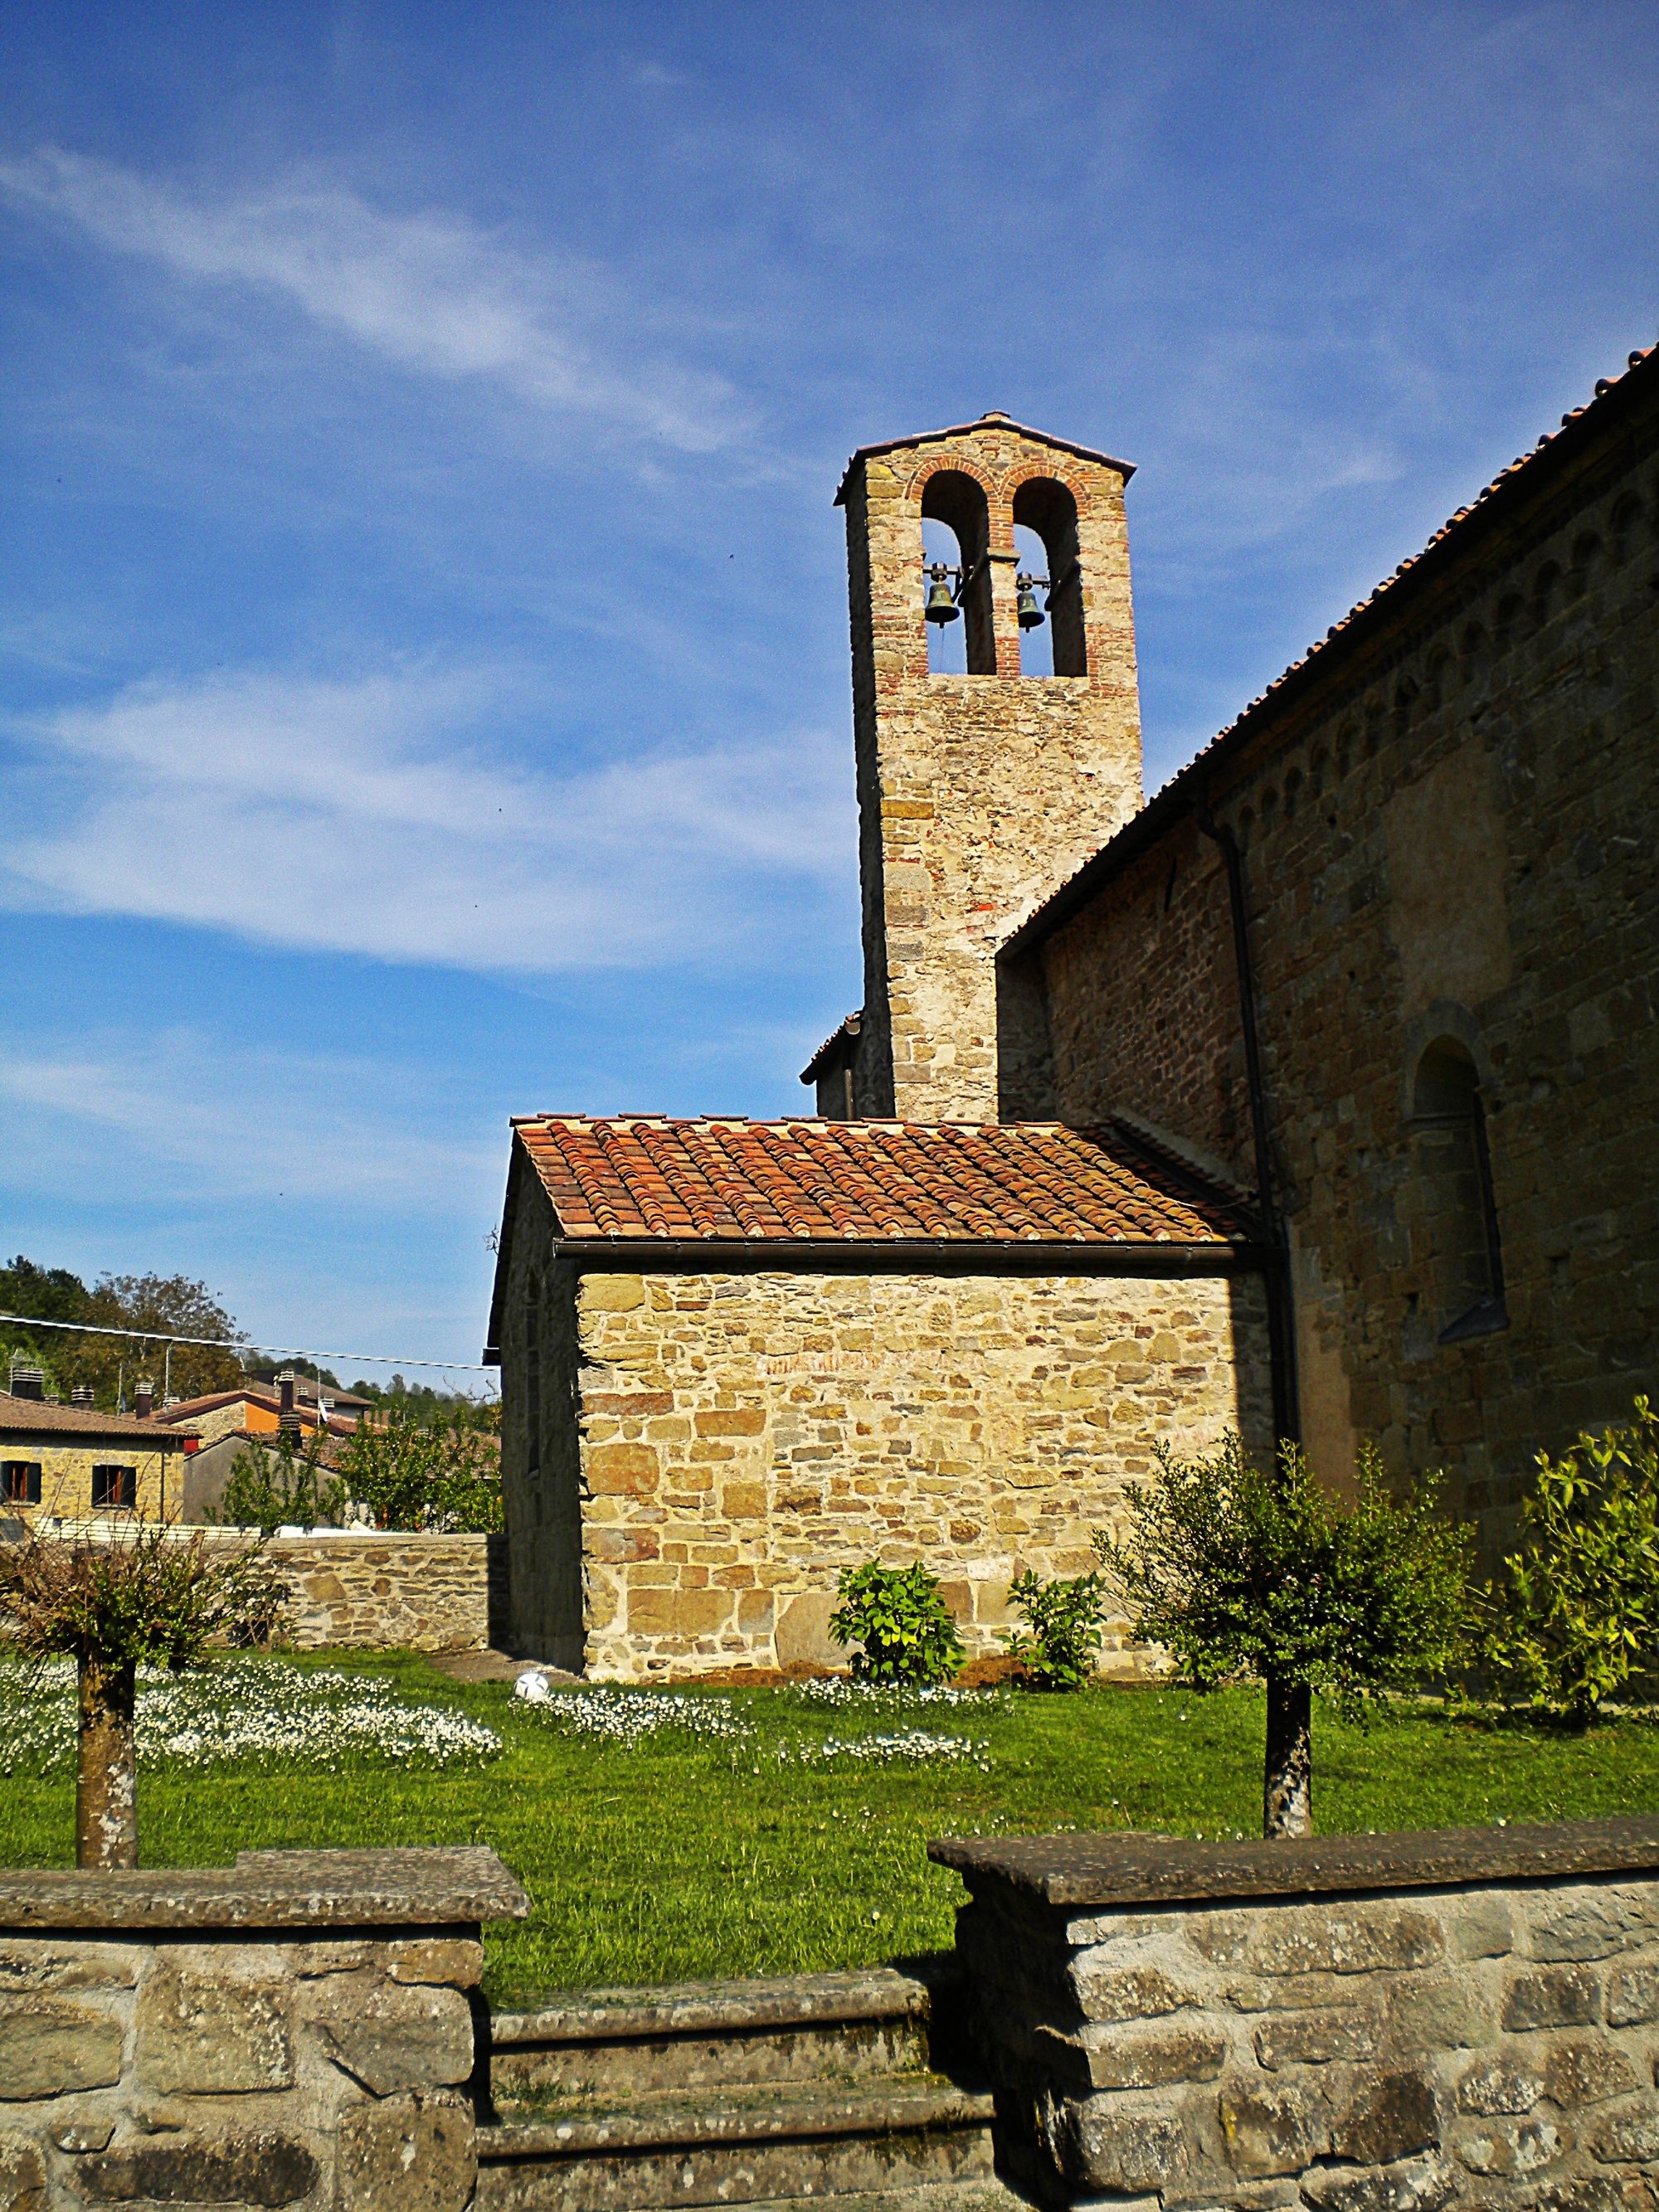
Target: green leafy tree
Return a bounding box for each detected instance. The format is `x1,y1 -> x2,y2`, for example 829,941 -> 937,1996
1483,1398 -> 1659,1728
0,1524 -> 285,1868
336,1403 -> 504,1533
214,1432 -> 348,1536
1094,1433 -> 1472,1839
0,1256 -> 247,1407
830,1560 -> 966,1684
1004,1568 -> 1107,1689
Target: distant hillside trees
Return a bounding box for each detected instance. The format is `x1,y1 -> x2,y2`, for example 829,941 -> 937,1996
0,1255 -> 247,1407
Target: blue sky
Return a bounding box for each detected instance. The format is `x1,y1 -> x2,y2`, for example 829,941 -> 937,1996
2,1 -> 1656,1381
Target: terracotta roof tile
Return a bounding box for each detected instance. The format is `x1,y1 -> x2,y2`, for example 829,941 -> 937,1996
512,1116 -> 1250,1246
0,1392 -> 193,1447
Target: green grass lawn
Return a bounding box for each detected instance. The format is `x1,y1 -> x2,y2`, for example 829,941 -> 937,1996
4,1651 -> 1658,2006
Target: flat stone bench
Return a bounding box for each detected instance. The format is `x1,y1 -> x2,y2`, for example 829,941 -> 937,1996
0,1846 -> 528,2212
930,1815 -> 1659,2210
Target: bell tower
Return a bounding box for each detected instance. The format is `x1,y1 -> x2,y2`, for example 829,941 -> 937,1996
829,410 -> 1144,1121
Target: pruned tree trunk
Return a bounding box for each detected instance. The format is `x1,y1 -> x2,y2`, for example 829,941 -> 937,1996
76,1656 -> 138,1870
1263,1677 -> 1311,1839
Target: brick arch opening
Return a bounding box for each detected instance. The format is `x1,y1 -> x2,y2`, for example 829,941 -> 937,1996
921,469 -> 995,674
1012,476 -> 1087,677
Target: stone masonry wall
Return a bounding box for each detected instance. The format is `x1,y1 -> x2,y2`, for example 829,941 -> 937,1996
1031,367 -> 1659,1555
566,1265 -> 1270,1682
843,418 -> 1145,1120
0,1847 -> 525,2212
938,1823 -> 1659,2212
258,1533 -> 503,1653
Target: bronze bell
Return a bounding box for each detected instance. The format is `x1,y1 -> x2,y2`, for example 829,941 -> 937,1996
1016,573 -> 1046,630
924,565 -> 960,625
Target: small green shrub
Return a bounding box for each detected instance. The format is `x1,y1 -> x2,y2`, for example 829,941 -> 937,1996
1004,1569 -> 1107,1689
830,1561 -> 966,1685
1483,1397 -> 1659,1728
337,1404 -> 504,1533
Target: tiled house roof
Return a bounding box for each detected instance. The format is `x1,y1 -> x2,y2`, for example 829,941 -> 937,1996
510,1115 -> 1249,1246
0,1391 -> 192,1447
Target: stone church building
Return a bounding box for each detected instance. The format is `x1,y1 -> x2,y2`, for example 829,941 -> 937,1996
489,352 -> 1658,1677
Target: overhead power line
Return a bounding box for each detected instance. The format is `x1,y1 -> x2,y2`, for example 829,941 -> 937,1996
0,1310 -> 491,1373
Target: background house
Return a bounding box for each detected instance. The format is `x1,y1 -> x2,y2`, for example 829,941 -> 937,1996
0,1382 -> 191,1524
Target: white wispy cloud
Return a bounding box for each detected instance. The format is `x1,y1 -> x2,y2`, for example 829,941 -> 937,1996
0,664 -> 852,973
0,1026 -> 496,1214
0,148 -> 745,451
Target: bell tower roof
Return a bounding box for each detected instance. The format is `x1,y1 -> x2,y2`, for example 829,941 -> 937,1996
834,411 -> 1136,506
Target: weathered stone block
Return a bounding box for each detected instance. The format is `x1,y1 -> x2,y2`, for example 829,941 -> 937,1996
0,1942 -> 139,1993
0,1994 -> 124,2098
1255,2006 -> 1379,2068
1545,2038 -> 1642,2107
1218,2081 -> 1329,2175
1608,1962 -> 1659,2027
1071,2023 -> 1228,2087
1459,2116 -> 1570,2175
1301,2156 -> 1459,2212
0,2129 -> 44,2212
1389,1971 -> 1491,2050
1457,2055 -> 1545,2114
1532,1894 -> 1653,1964
1505,1967 -> 1603,2031
336,2091 -> 474,2212
587,1442 -> 659,1495
1238,1907 -> 1444,1979
73,2132 -> 319,2206
46,2110 -> 114,2156
1059,2101 -> 1187,2191
388,1939 -> 484,1989
1448,1895 -> 1516,1961
1593,2103 -> 1659,2163
1072,1962 -> 1204,2021
1334,2072 -> 1441,2165
134,1965 -> 293,2093
581,1276 -> 645,1311
695,1409 -> 766,1437
306,1976 -> 472,2095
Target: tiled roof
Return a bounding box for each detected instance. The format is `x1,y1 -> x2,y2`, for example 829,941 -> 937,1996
512,1115 -> 1248,1245
800,1012 -> 862,1084
156,1387 -> 359,1434
1004,341 -> 1659,956
834,410 -> 1134,505
0,1392 -> 192,1446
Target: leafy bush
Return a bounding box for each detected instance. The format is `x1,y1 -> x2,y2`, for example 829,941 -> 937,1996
1004,1568 -> 1107,1689
215,1432 -> 348,1536
1095,1432 -> 1472,1835
336,1403 -> 504,1533
830,1561 -> 966,1685
1483,1398 -> 1659,1728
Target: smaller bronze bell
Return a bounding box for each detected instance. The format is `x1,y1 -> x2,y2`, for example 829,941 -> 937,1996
1016,573 -> 1046,630
924,565 -> 960,625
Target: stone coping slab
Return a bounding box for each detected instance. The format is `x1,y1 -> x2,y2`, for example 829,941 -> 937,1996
927,1814 -> 1659,1907
0,1845 -> 529,1930
492,1967 -> 932,2046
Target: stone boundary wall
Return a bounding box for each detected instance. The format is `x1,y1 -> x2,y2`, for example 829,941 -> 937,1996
0,1847 -> 527,2212
1,1526 -> 508,1654
932,1816 -> 1659,2212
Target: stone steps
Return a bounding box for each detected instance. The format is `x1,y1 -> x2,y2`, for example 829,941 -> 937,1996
478,1966 -> 1033,2212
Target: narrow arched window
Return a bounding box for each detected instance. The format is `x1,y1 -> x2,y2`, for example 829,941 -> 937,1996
1012,477 -> 1086,676
1411,1040 -> 1507,1343
921,471 -> 995,674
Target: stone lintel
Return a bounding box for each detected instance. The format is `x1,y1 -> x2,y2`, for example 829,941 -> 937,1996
0,1847 -> 529,1931
927,1816 -> 1659,1908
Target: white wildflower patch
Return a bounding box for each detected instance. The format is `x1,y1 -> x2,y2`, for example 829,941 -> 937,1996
516,1687 -> 753,1745
785,1677 -> 1005,1711
0,1658 -> 499,1775
778,1729 -> 990,1770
